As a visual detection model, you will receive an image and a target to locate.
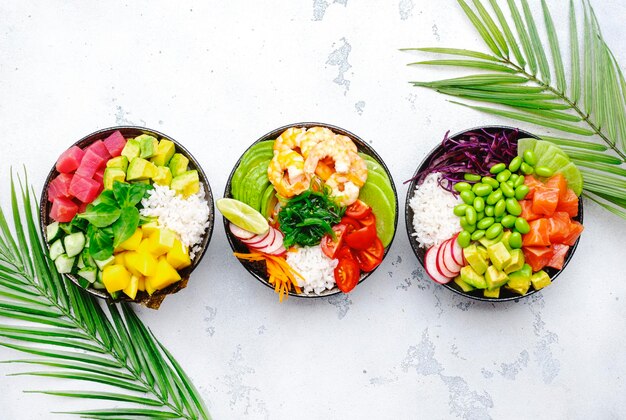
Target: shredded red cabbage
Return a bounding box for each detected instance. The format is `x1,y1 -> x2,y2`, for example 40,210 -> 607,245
407,128 -> 519,192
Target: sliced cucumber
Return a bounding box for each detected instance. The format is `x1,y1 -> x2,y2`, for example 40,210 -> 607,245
54,254 -> 75,274
59,223 -> 73,235
93,280 -> 106,290
81,248 -> 96,268
64,232 -> 86,258
46,222 -> 63,243
77,254 -> 86,269
49,239 -> 65,261
78,267 -> 98,283
95,256 -> 115,270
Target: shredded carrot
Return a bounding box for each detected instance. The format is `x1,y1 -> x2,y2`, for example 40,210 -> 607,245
234,252 -> 302,302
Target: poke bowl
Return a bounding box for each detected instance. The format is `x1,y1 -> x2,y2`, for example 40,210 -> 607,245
405,126 -> 584,302
220,122 -> 398,300
40,126 -> 214,309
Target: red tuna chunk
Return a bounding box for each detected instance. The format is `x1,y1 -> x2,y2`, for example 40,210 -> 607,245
56,146 -> 85,173
50,197 -> 78,222
103,131 -> 126,157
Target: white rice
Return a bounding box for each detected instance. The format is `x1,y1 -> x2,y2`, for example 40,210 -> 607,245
409,172 -> 461,249
140,184 -> 211,258
286,246 -> 338,295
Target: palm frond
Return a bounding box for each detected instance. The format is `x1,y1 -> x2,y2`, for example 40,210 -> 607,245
0,171 -> 211,419
405,0 -> 626,220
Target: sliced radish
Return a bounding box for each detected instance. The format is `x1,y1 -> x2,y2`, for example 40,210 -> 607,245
248,228 -> 276,250
270,245 -> 287,256
442,238 -> 462,275
242,228 -> 272,246
256,230 -> 284,254
424,245 -> 452,284
229,223 -> 256,240
451,234 -> 465,266
436,241 -> 458,278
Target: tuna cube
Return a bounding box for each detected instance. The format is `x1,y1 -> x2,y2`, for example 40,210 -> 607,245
103,130 -> 127,157
75,149 -> 106,179
50,197 -> 78,222
69,174 -> 101,204
47,173 -> 73,202
55,146 -> 85,173
85,140 -> 111,160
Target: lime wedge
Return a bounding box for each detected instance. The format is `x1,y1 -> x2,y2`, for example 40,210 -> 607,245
217,198 -> 269,234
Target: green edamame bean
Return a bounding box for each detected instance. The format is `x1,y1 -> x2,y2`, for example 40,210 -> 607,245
457,230 -> 471,248
500,182 -> 515,198
485,223 -> 503,239
453,204 -> 469,217
520,162 -> 534,175
484,205 -> 494,217
514,175 -> 525,188
506,180 -> 515,188
481,177 -> 500,189
472,183 -> 493,197
476,211 -> 485,221
508,231 -> 523,249
494,199 -> 506,217
489,163 -> 506,174
515,217 -> 530,234
460,217 -> 476,233
501,214 -> 517,228
506,198 -> 522,216
495,215 -> 503,223
460,190 -> 475,205
496,169 -> 512,183
515,185 -> 530,201
509,156 -> 522,173
465,207 -> 477,225
535,166 -> 554,177
473,196 -> 485,213
454,182 -> 472,193
486,190 -> 503,205
509,173 -> 519,183
477,217 -> 495,230
523,150 -> 537,166
464,173 -> 482,182
471,230 -> 486,241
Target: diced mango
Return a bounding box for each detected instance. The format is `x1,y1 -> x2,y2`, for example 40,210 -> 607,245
149,257 -> 181,290
117,228 -> 143,251
102,264 -> 132,293
137,275 -> 146,292
148,228 -> 176,256
167,239 -> 191,269
114,252 -> 126,266
124,251 -> 157,277
137,238 -> 152,254
141,221 -> 160,238
145,275 -> 156,295
123,274 -> 139,300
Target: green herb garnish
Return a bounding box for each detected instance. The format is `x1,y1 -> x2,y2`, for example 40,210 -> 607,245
278,186 -> 344,248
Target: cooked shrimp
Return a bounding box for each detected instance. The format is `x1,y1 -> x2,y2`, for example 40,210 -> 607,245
325,174 -> 361,206
303,138 -> 353,176
334,134 -> 358,154
274,127 -> 306,153
267,149 -> 310,197
300,126 -> 335,158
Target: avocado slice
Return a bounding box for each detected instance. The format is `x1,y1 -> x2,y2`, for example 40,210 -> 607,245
504,249 -> 525,274
153,166 -> 173,186
531,270 -> 551,290
506,264 -> 532,295
103,168 -> 126,190
485,265 -> 509,289
487,242 -> 512,271
151,139 -> 176,166
171,170 -> 200,197
460,265 -> 486,289
169,153 -> 189,177
501,231 -> 512,251
479,232 -> 504,248
357,182 -> 395,248
260,183 -> 277,219
483,287 -> 500,298
127,157 -> 158,181
232,144 -> 274,200
106,156 -> 129,171
364,171 -> 396,215
453,276 -> 475,292
121,138 -> 140,160
240,164 -> 270,212
463,244 -> 488,275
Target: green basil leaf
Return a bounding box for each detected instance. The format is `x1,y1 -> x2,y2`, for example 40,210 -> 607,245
77,204 -> 121,228
112,181 -> 153,208
91,189 -> 118,207
87,225 -> 114,261
112,206 -> 140,248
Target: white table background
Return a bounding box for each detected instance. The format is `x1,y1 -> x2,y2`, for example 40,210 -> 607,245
1,1 -> 625,419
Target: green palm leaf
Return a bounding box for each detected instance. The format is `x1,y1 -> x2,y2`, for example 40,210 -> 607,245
406,0 -> 626,220
0,171 -> 211,419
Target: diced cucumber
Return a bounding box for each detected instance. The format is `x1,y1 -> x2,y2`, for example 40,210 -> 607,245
81,248 -> 96,268
59,223 -> 73,235
54,254 -> 75,274
49,239 -> 65,260
93,280 -> 106,290
64,232 -> 86,258
78,267 -> 98,283
77,276 -> 91,289
77,254 -> 85,269
95,256 -> 115,270
46,222 -> 63,243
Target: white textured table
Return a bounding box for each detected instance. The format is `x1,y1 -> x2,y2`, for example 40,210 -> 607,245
1,1 -> 626,419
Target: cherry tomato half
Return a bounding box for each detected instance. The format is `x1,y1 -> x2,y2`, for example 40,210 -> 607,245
321,224 -> 348,259
334,256 -> 360,293
340,216 -> 361,233
359,213 -> 376,227
344,223 -> 377,250
364,237 -> 384,260
354,249 -> 382,272
335,245 -> 354,260
345,200 -> 371,219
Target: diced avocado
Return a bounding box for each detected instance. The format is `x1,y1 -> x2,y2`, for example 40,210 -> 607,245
485,265 -> 509,289
454,276 -> 475,293
121,138 -> 141,160
479,232 -> 504,248
151,139 -> 176,166
136,134 -> 159,159
127,157 -> 158,181
477,245 -> 488,261
104,167 -> 126,190
132,179 -> 151,185
463,244 -> 488,275
484,287 -> 500,298
531,270 -> 551,290
106,156 -> 129,171
153,166 -> 172,186
94,256 -> 115,270
504,249 -> 525,274
169,153 -> 189,177
501,231 -> 513,251
460,265 -> 487,289
487,242 -> 512,271
506,264 -> 532,295
171,170 -> 200,197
